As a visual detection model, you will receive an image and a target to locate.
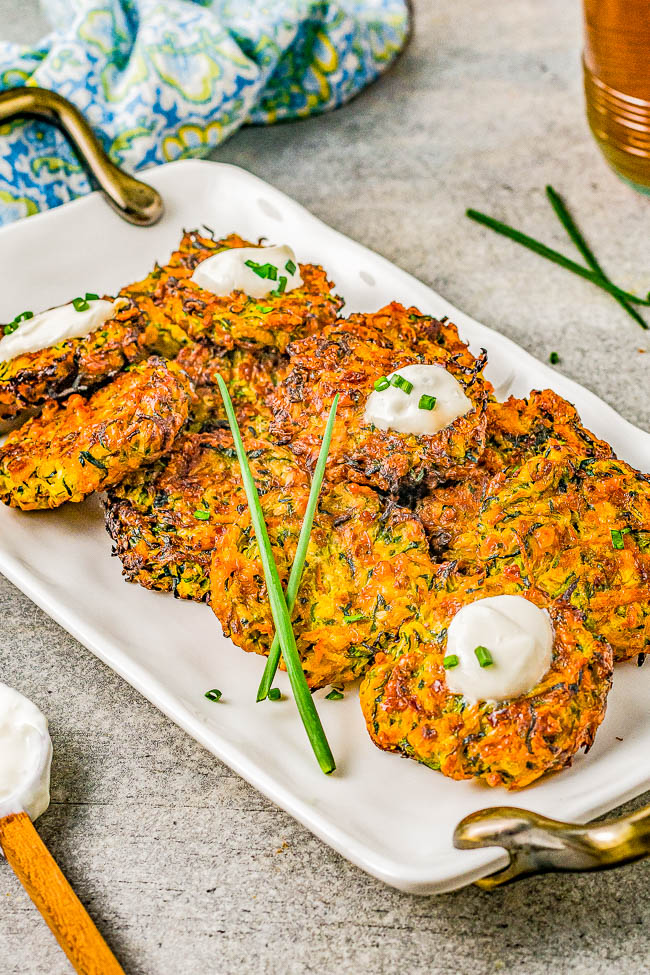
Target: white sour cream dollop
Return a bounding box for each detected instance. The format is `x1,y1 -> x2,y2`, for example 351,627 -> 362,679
444,595 -> 554,704
364,363 -> 472,436
0,299 -> 120,364
0,683 -> 52,822
191,244 -> 303,299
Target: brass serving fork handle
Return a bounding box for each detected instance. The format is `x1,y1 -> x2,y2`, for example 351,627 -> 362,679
0,86 -> 163,226
454,803 -> 650,889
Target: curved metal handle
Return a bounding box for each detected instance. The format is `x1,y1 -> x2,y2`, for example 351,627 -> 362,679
0,86 -> 163,226
454,803 -> 650,889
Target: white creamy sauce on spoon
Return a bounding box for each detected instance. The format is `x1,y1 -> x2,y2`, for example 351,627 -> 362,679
364,363 -> 472,436
0,299 -> 120,364
191,244 -> 303,299
444,595 -> 554,704
0,683 -> 52,822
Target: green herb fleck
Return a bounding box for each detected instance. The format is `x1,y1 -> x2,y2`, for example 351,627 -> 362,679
270,275 -> 287,297
474,645 -> 493,667
325,688 -> 344,701
255,305 -> 274,314
4,310 -> 34,335
268,687 -> 282,701
443,654 -> 459,669
204,688 -> 222,703
84,292 -> 99,301
72,296 -> 90,312
419,394 -> 437,411
343,613 -> 367,623
244,259 -> 278,281
549,351 -> 560,365
285,259 -> 297,275
374,376 -> 390,391
611,528 -> 629,550
194,510 -> 210,521
390,374 -> 413,395
78,450 -> 108,472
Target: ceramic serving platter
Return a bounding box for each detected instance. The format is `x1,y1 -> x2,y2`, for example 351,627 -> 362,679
1,159 -> 649,894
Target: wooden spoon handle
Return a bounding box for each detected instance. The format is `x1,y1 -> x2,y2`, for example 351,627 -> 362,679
0,812 -> 125,975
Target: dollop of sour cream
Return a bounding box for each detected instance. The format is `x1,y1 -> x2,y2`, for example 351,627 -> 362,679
444,595 -> 554,703
364,363 -> 472,436
0,683 -> 52,823
0,299 -> 120,364
191,244 -> 303,299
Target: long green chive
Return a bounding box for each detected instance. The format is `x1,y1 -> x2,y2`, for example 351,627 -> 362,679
419,394 -> 436,411
268,687 -> 282,701
343,613 -> 367,623
194,510 -> 210,521
466,208 -> 650,312
545,185 -> 647,330
205,688 -> 222,702
443,654 -> 459,669
285,259 -> 297,275
217,375 -> 336,774
325,688 -> 344,701
374,376 -> 390,391
257,394 -> 340,702
390,374 -> 413,395
72,296 -> 90,312
474,645 -> 493,668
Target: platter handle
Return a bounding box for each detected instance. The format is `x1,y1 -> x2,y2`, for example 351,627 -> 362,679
0,86 -> 163,227
454,802 -> 650,889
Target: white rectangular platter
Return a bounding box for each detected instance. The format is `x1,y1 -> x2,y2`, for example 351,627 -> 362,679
1,159 -> 649,894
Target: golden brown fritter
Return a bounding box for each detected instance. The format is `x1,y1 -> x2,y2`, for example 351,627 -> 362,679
454,443 -> 650,662
360,572 -> 613,790
175,341 -> 286,436
0,357 -> 190,510
105,433 -> 310,602
270,303 -> 492,493
210,481 -> 437,689
0,231 -> 340,422
134,230 -> 343,354
416,389 -> 614,560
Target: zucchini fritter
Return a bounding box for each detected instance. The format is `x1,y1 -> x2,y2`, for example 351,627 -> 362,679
0,357 -> 190,510
360,572 -> 613,789
456,443 -> 650,662
270,304 -> 492,493
105,433 -> 310,602
210,481 -> 437,689
416,389 -> 614,559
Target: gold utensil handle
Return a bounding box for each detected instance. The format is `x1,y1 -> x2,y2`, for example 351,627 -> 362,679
0,86 -> 163,226
0,811 -> 126,975
454,802 -> 650,889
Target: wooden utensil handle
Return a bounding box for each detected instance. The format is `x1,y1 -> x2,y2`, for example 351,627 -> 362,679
0,812 -> 126,975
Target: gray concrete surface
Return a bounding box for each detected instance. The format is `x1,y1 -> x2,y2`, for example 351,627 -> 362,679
2,2 -> 650,973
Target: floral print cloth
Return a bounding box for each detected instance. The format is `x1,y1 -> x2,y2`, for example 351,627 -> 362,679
0,0 -> 409,224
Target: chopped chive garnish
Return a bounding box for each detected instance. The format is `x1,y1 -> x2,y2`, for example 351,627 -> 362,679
390,374 -> 413,395
257,395 -> 339,704
72,296 -> 90,312
549,351 -> 560,365
374,376 -> 390,391
419,394 -> 437,411
285,259 -> 297,275
611,529 -> 628,549
4,310 -> 33,335
84,292 -> 99,301
218,375 -> 336,774
204,688 -> 222,702
268,687 -> 282,701
474,645 -> 493,668
443,654 -> 459,669
256,306 -> 274,314
244,259 -> 278,281
194,510 -> 210,521
325,688 -> 344,701
343,613 -> 367,623
270,275 -> 287,297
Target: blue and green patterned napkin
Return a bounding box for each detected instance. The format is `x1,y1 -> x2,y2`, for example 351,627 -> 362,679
0,0 -> 410,225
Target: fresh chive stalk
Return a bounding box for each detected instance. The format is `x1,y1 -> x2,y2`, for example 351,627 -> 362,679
256,394 -> 340,702
217,375 -> 336,774
545,185 -> 648,330
466,208 -> 650,311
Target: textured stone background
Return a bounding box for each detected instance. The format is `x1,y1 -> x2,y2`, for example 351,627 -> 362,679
1,2 -> 649,973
